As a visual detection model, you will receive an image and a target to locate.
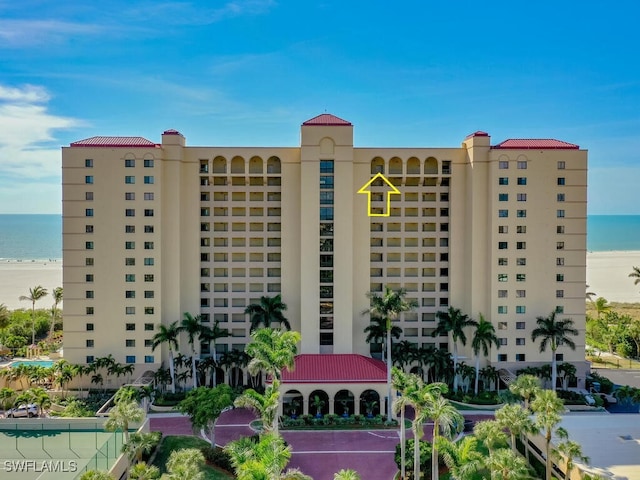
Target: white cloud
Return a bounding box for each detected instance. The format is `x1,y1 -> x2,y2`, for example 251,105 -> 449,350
0,84 -> 49,103
0,19 -> 106,47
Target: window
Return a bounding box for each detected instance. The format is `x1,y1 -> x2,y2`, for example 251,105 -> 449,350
498,209 -> 508,218
125,274 -> 135,282
126,339 -> 136,347
86,208 -> 94,217
145,355 -> 155,363
498,242 -> 508,249
517,242 -> 526,250
557,177 -> 565,185
499,338 -> 508,346
516,290 -> 526,298
516,274 -> 526,281
320,239 -> 333,252
144,274 -> 154,282
517,177 -> 527,185
517,161 -> 527,169
125,159 -> 135,167
144,323 -> 154,331
85,258 -> 94,266
557,193 -> 565,202
319,271 -> 333,283
499,193 -> 509,201
556,274 -> 564,282
499,177 -> 509,185
498,258 -> 508,266
498,354 -> 507,362
320,208 -> 334,220
125,241 -> 135,249
320,160 -> 334,173
144,159 -> 154,168
516,338 -> 526,346
517,193 -> 527,201
557,209 -> 565,218
85,175 -> 94,184
498,226 -> 508,234
499,161 -> 509,169
498,274 -> 508,282
85,159 -> 93,167
557,242 -> 564,250
557,225 -> 565,234
125,209 -> 135,217
126,356 -> 136,364
85,290 -> 94,299
498,322 -> 507,330
126,225 -> 135,233
320,176 -> 334,189
556,257 -> 565,266
498,306 -> 508,314
86,307 -> 94,315
125,192 -> 135,200
125,176 -> 135,184
557,161 -> 566,170
144,176 -> 154,184
144,290 -> 154,298
86,225 -> 94,233
556,290 -> 564,298
126,323 -> 136,331
126,306 -> 135,314
144,209 -> 154,217
144,192 -> 154,201
144,242 -> 154,250
86,274 -> 94,282
145,307 -> 154,314
144,225 -> 154,233
516,225 -> 526,234
516,306 -> 526,314
125,290 -> 135,299
86,323 -> 94,331
517,209 -> 526,218
516,322 -> 525,329
86,356 -> 94,363
144,258 -> 154,266
555,353 -> 564,361
498,290 -> 507,298
516,354 -> 526,362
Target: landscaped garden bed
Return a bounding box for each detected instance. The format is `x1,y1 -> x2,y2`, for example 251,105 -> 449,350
281,413 -> 397,430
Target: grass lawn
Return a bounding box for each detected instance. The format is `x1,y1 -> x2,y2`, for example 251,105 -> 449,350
152,435 -> 233,480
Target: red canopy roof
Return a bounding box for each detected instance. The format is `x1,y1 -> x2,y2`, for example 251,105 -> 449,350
492,139 -> 579,150
282,354 -> 386,383
302,114 -> 352,126
70,136 -> 157,147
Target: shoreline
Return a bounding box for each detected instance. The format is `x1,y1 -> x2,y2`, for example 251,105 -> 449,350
0,251 -> 638,309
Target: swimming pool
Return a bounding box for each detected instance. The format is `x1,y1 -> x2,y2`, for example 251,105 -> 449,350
9,360 -> 55,368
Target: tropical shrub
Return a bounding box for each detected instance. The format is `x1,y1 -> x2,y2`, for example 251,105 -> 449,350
395,439 -> 432,479
200,446 -> 233,472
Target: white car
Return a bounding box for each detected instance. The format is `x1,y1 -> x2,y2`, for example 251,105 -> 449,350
6,404 -> 38,418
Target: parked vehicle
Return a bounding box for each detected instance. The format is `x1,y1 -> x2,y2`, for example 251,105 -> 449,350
6,404 -> 38,418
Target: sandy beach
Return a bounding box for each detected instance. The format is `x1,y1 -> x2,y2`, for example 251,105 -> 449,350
0,252 -> 638,310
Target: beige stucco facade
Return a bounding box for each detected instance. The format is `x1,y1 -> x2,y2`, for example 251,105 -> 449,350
61,114 -> 588,383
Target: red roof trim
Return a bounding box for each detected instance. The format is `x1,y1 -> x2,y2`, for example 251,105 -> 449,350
162,129 -> 182,136
281,354 -> 386,383
302,113 -> 352,126
492,139 -> 579,150
70,136 -> 157,148
465,131 -> 489,139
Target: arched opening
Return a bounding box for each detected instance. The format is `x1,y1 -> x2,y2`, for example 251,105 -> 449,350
407,157 -> 420,174
424,157 -> 438,174
214,367 -> 225,386
230,156 -> 245,174
213,156 -> 226,174
267,156 -> 281,174
360,390 -> 381,418
334,389 -> 355,417
389,157 -> 403,175
309,390 -> 329,417
371,157 -> 384,174
249,156 -> 263,174
229,367 -> 244,388
283,389 -> 304,418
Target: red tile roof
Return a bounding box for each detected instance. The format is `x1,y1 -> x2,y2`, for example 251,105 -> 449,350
281,354 -> 387,383
492,139 -> 579,150
70,136 -> 157,148
302,114 -> 352,126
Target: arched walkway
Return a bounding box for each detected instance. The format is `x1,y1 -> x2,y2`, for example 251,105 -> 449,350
360,390 -> 381,418
309,390 -> 329,417
334,389 -> 355,417
283,389 -> 304,418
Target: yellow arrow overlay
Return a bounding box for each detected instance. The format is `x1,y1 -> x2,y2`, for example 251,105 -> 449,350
357,172 -> 401,217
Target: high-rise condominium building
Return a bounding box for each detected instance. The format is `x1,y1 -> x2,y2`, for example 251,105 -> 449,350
62,114 -> 588,382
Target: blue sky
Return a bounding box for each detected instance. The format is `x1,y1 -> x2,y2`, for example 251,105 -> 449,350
0,0 -> 638,214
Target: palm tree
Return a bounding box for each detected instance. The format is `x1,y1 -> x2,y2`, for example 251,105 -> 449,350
471,314 -> 499,395
19,285 -> 48,345
591,296 -> 611,319
531,312 -> 578,390
128,462 -> 160,480
28,387 -> 51,417
234,380 -> 281,433
165,448 -> 205,480
392,340 -> 418,370
151,322 -> 179,393
426,392 -> 463,480
178,312 -> 203,389
199,319 -> 229,365
531,389 -> 565,480
585,285 -> 596,301
485,448 -> 533,480
334,469 -> 361,480
245,294 -> 291,331
495,403 -> 535,460
473,420 -> 508,456
49,286 -> 63,340
433,306 -> 478,392
364,315 -> 402,360
363,286 -> 417,421
0,303 -> 10,332
104,399 -> 144,443
122,431 -> 162,463
392,367 -> 419,479
0,387 -> 15,411
79,470 -> 114,480
629,266 -> 640,286
246,328 -> 301,381
553,439 -> 589,480
437,436 -> 483,480
508,374 -> 541,410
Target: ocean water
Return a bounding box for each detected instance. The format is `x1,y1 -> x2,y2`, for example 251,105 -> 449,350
0,214 -> 637,259
0,214 -> 62,261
